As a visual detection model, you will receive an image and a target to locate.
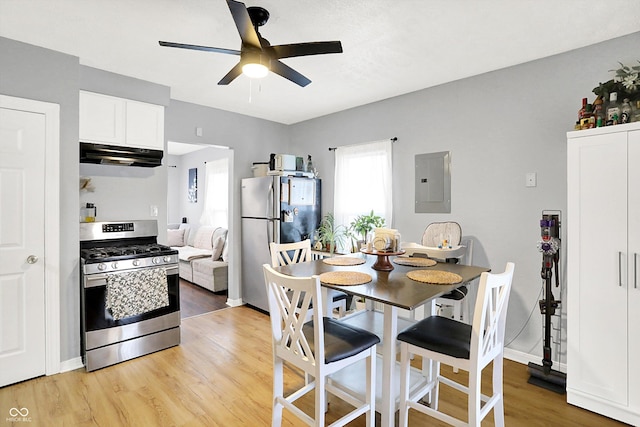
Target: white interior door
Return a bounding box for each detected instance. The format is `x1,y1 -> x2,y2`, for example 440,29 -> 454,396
0,103 -> 47,387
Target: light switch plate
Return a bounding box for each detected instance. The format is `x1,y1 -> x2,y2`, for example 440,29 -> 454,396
150,205 -> 158,217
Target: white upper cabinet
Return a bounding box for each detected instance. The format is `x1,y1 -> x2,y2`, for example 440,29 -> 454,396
124,99 -> 164,150
79,91 -> 164,150
79,91 -> 124,145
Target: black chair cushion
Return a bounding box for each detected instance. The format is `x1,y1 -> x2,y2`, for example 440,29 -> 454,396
397,316 -> 471,359
303,318 -> 380,364
439,285 -> 468,301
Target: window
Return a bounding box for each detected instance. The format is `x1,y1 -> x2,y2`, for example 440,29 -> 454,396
199,158 -> 229,227
333,139 -> 393,249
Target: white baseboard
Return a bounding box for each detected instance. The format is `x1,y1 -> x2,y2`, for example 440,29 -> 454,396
504,347 -> 567,373
59,357 -> 84,373
226,298 -> 244,307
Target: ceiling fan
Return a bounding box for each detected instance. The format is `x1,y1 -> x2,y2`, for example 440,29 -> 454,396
159,0 -> 343,87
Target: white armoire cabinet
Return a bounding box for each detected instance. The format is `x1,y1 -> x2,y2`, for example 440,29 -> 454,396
567,121 -> 640,425
79,91 -> 164,150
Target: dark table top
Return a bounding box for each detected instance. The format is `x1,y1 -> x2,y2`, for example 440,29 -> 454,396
274,254 -> 491,311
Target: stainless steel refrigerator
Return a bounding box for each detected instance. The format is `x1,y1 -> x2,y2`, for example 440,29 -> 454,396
241,175 -> 321,311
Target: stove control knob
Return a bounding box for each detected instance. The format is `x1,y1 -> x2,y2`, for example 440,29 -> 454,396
132,260 -> 140,267
111,262 -> 118,270
152,257 -> 160,264
98,263 -> 106,271
163,256 -> 171,263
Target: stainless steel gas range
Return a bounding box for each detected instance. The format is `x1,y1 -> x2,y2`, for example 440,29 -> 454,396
80,220 -> 180,371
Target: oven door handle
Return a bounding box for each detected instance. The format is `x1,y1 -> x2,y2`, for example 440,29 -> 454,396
84,265 -> 178,288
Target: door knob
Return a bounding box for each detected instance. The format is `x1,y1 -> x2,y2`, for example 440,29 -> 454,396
26,255 -> 38,264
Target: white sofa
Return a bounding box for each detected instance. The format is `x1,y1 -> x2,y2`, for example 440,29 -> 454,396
168,223 -> 229,293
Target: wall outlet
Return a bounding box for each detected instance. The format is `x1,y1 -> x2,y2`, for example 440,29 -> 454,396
150,205 -> 158,217
526,172 -> 537,187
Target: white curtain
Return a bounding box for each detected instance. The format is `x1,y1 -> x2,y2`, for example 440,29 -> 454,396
333,139 -> 393,248
199,158 -> 229,227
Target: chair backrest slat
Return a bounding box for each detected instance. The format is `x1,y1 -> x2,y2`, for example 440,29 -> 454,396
471,262 -> 515,367
264,264 -> 323,368
270,240 -> 313,267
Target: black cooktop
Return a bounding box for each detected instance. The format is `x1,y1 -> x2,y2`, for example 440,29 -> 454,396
81,243 -> 177,263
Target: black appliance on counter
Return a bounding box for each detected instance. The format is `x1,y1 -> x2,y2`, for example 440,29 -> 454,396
80,220 -> 180,371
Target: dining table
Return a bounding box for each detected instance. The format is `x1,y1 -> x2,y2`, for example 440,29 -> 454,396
274,252 -> 490,426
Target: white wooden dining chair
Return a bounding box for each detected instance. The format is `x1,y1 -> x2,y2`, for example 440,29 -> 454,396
421,222 -> 471,322
270,240 -> 347,318
263,264 -> 379,427
432,238 -> 474,322
397,262 -> 515,427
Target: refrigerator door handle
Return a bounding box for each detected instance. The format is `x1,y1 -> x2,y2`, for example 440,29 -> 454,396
267,219 -> 279,246
267,179 -> 275,219
266,219 -> 273,246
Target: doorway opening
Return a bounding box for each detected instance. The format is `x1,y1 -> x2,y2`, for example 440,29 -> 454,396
167,141 -> 233,318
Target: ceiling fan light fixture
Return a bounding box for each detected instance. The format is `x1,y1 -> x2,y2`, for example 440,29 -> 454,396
242,62 -> 269,79
159,0 -> 343,87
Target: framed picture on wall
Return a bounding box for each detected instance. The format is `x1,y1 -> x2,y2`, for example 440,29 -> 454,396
188,168 -> 197,203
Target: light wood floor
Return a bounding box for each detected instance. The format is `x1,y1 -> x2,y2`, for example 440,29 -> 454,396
0,306 -> 628,426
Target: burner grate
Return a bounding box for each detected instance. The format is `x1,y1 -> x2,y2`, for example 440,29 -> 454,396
81,243 -> 176,263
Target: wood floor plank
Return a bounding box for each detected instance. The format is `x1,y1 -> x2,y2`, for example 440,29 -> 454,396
0,306 -> 628,426
179,279 -> 228,319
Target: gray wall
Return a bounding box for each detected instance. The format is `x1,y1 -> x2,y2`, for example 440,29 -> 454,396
289,31 -> 640,363
166,154 -> 182,224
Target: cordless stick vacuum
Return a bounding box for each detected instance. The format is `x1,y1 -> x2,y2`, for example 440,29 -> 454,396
527,211 -> 567,393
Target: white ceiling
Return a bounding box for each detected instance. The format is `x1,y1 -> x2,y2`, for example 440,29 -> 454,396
1,0 -> 639,125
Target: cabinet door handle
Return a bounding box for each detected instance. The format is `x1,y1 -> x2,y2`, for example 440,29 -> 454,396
619,252 -> 623,287
635,253 -> 638,289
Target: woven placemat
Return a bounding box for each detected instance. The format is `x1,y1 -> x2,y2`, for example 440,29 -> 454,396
319,271 -> 372,286
322,257 -> 366,266
407,270 -> 463,285
392,257 -> 437,267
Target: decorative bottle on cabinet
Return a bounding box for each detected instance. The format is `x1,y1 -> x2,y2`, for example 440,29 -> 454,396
567,122 -> 640,426
606,92 -> 621,125
621,98 -> 632,124
578,97 -> 587,121
634,101 -> 640,123
593,97 -> 605,127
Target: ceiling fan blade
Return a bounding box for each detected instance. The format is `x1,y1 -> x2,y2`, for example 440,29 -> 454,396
270,60 -> 311,87
226,0 -> 261,49
271,41 -> 343,59
217,63 -> 244,85
159,41 -> 240,56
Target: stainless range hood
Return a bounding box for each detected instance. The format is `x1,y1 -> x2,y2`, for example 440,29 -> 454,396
80,143 -> 163,167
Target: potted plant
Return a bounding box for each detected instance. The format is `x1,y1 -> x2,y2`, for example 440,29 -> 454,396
592,60 -> 640,102
317,213 -> 346,255
348,210 -> 385,252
